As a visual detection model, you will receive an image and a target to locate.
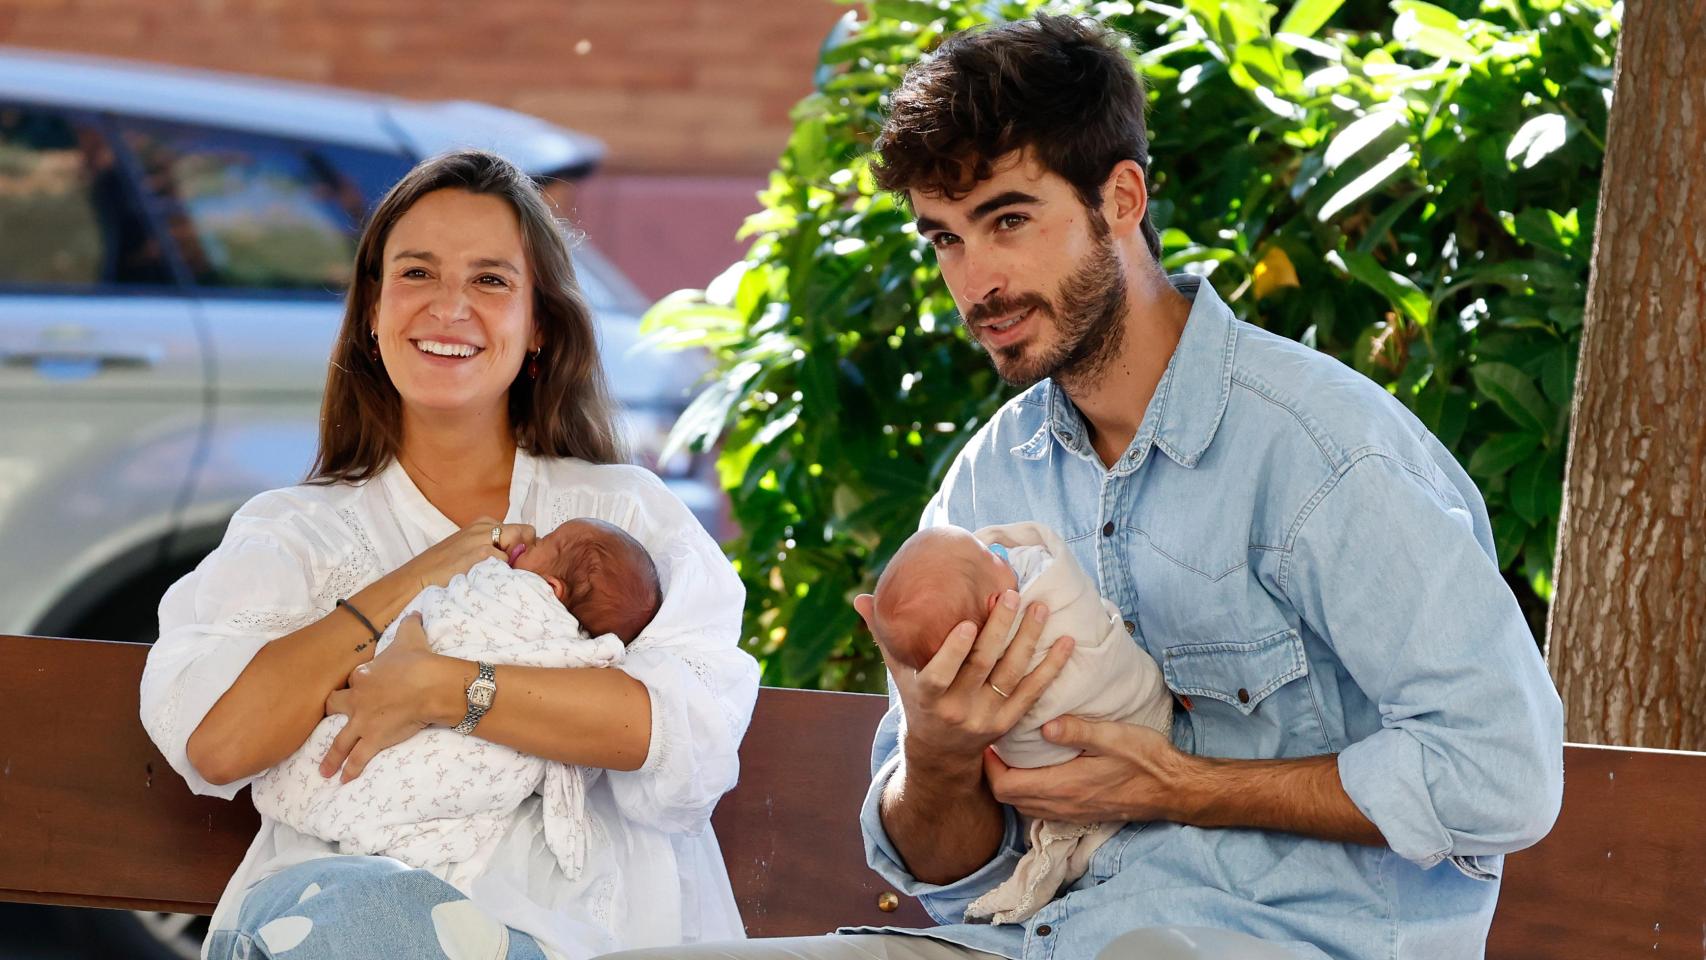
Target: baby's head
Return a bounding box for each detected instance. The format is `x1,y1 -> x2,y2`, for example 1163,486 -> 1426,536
870,526 -> 1019,672
512,517 -> 661,644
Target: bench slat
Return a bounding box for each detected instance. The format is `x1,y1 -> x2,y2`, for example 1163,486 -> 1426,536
0,636 -> 255,912
3,635 -> 1704,956
0,635 -> 930,934
1486,743 -> 1706,959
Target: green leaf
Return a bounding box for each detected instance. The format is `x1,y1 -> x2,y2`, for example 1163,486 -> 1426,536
1392,2 -> 1480,61
1509,208 -> 1572,255
1540,347 -> 1576,408
778,572 -> 859,684
1468,432 -> 1543,478
1342,250 -> 1431,327
1392,0 -> 1461,32
1324,112 -> 1407,171
1471,362 -> 1554,434
869,0 -> 948,24
1278,0 -> 1345,39
1507,454 -> 1554,525
1492,511 -> 1530,568
1506,114 -> 1575,170
662,366 -> 760,462
1317,144 -> 1415,222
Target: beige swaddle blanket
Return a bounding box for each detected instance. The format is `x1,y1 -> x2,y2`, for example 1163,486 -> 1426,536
252,557 -> 624,890
964,521 -> 1173,925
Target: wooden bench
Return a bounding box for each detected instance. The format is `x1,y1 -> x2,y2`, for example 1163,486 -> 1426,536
1,635 -> 1702,957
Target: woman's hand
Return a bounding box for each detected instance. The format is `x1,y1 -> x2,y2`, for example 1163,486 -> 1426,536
320,613 -> 453,782
396,518 -> 536,594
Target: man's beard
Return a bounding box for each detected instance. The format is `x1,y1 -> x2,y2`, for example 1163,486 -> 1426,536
963,232 -> 1127,391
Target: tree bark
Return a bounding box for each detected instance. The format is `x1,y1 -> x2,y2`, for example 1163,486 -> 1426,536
1548,0 -> 1706,749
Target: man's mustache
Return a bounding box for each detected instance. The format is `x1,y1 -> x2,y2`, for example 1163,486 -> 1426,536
965,292 -> 1052,326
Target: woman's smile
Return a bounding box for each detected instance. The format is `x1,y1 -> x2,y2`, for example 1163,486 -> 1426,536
412,338 -> 484,360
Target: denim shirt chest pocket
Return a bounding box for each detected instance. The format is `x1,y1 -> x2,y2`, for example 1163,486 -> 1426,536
1160,628 -> 1331,759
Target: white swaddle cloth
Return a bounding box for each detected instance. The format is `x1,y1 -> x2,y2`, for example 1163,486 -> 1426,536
962,521 -> 1174,926
252,557 -> 625,890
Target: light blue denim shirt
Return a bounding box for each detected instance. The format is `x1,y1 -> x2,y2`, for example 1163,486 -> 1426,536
852,276 -> 1565,960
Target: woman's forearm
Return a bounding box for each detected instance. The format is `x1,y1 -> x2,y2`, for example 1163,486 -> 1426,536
426,657 -> 653,771
185,573 -> 418,784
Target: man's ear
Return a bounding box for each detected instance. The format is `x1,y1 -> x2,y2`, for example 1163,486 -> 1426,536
542,574 -> 568,604
853,593 -> 877,631
1102,159 -> 1150,237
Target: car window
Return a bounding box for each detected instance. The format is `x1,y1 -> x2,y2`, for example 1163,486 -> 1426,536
0,103 -> 169,288
314,143 -> 414,222
119,119 -> 367,292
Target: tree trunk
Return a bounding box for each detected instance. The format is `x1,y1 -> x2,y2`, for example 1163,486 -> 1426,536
1547,0 -> 1706,749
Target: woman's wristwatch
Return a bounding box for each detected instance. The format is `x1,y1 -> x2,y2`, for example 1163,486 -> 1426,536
454,662 -> 497,735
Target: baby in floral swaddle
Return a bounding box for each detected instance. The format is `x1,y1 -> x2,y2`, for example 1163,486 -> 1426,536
251,517 -> 661,888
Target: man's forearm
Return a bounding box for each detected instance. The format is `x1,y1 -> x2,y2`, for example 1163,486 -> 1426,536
880,746 -> 1005,884
1172,752 -> 1386,846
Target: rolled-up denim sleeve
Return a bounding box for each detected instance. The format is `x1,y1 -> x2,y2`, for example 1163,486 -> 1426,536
861,693 -> 1026,923
1281,453 -> 1564,877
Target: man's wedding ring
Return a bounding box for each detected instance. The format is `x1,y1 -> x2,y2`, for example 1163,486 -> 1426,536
491,525 -> 503,548
989,682 -> 1010,699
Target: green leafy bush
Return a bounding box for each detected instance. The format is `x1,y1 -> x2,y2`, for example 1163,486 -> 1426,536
645,0 -> 1618,691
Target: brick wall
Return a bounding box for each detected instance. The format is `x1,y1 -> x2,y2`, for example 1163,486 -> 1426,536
0,0 -> 844,175
1,0 -> 850,295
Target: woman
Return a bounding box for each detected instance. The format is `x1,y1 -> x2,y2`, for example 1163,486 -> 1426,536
140,150 -> 758,960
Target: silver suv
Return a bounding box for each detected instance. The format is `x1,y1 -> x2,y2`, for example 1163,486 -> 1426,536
0,46 -> 713,959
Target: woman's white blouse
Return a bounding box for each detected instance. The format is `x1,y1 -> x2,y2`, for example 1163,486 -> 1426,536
139,450 -> 760,959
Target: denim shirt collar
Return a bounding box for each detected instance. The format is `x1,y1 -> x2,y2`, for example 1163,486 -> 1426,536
1011,275 -> 1238,472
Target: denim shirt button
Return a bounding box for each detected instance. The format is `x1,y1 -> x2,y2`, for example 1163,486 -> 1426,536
1123,619 -> 1135,634
1102,521 -> 1115,536
1035,924 -> 1053,936
1237,687 -> 1251,704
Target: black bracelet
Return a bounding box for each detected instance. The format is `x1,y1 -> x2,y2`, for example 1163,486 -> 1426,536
335,597 -> 382,652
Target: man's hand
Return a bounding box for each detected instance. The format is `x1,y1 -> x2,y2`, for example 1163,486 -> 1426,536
852,588 -> 1075,884
858,590 -> 1075,768
987,714 -> 1389,846
983,715 -> 1187,823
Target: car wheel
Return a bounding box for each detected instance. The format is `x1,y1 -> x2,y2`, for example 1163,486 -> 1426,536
59,907 -> 208,960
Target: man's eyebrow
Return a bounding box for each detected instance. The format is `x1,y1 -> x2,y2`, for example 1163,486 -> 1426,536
914,191 -> 1044,234
968,190 -> 1043,224
915,214 -> 949,235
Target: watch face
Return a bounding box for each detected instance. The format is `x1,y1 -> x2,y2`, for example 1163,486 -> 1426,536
470,681 -> 495,709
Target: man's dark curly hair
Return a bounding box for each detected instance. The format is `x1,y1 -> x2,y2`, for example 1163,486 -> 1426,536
873,15 -> 1162,259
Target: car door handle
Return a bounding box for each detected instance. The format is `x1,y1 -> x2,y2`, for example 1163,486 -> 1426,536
0,344 -> 163,370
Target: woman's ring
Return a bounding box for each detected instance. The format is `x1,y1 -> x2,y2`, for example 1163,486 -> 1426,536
491,525 -> 503,548
989,682 -> 1010,699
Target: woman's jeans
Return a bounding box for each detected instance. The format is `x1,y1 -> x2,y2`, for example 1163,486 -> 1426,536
204,855 -> 548,960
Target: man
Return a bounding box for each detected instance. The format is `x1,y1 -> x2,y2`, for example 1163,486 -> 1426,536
604,14 -> 1562,960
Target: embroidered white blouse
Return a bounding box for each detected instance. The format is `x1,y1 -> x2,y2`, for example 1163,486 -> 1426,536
139,450 -> 760,959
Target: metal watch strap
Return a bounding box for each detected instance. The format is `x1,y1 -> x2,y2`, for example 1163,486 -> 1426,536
454,661 -> 496,735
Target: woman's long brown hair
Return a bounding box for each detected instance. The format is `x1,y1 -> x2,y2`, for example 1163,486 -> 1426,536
309,149 -> 623,484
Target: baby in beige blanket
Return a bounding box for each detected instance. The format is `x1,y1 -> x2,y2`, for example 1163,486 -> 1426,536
872,521 -> 1174,925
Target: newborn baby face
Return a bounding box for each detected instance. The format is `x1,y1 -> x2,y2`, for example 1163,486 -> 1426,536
509,517 -> 662,644
872,526 -> 1020,672
510,519 -> 590,602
